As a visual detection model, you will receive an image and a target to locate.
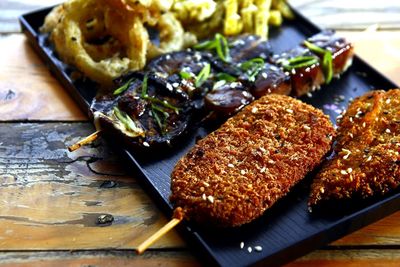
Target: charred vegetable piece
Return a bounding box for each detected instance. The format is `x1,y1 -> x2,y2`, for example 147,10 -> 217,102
91,72 -> 191,148
204,82 -> 254,116
305,30 -> 354,77
146,50 -> 216,99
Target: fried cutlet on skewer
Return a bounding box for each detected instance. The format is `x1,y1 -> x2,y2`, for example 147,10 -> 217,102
137,94 -> 334,253
171,94 -> 335,227
309,89 -> 400,208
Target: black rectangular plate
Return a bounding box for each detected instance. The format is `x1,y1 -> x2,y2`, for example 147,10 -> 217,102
20,6 -> 400,267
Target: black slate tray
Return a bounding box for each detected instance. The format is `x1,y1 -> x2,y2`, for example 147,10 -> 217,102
20,6 -> 400,267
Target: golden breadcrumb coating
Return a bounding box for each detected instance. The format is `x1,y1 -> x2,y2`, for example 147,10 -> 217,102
171,94 -> 335,226
309,89 -> 400,207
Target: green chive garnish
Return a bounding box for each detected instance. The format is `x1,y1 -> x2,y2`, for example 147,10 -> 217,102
282,56 -> 319,70
141,74 -> 149,98
240,57 -> 265,81
113,106 -> 143,135
179,71 -> 192,80
145,96 -> 180,114
216,72 -> 236,82
323,51 -> 333,83
304,40 -> 333,84
195,63 -> 211,88
113,78 -> 134,95
194,33 -> 231,62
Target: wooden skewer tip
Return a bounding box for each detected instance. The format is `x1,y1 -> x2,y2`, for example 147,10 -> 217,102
136,217 -> 182,255
68,130 -> 101,152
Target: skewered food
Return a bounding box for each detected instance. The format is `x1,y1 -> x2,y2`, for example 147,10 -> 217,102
273,30 -> 354,97
91,72 -> 192,147
309,89 -> 400,208
171,94 -> 335,226
82,32 -> 352,149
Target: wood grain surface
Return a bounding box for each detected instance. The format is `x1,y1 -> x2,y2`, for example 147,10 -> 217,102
0,0 -> 399,266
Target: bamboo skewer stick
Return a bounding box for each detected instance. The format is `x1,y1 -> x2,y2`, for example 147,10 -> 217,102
68,130 -> 102,152
136,217 -> 183,254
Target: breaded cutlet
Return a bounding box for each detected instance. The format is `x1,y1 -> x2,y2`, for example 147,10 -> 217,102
171,94 -> 335,227
309,89 -> 400,208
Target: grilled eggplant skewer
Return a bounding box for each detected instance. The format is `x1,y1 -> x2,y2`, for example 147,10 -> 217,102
137,94 -> 335,253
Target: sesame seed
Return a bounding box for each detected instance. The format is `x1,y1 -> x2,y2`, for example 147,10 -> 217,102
347,168 -> 353,173
240,170 -> 246,175
228,163 -> 234,168
166,83 -> 173,91
366,155 -> 372,162
207,195 -> 214,203
202,194 -> 206,200
348,133 -> 354,138
386,98 -> 391,104
386,128 -> 391,133
261,72 -> 268,79
320,187 -> 325,193
349,117 -> 353,123
340,170 -> 348,175
252,107 -> 258,113
286,108 -> 293,114
260,167 -> 266,173
362,122 -> 366,127
247,247 -> 252,253
203,182 -> 210,187
172,82 -> 179,88
143,142 -> 150,147
307,92 -> 313,98
254,246 -> 263,252
240,242 -> 244,249
343,154 -> 350,160
303,125 -> 311,130
259,147 -> 266,153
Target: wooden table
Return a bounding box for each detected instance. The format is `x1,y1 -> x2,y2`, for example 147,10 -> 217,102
1,1 -> 400,266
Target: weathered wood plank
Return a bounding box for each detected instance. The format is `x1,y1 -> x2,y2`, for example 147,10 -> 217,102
0,122 -> 184,250
0,249 -> 400,267
0,34 -> 86,121
0,251 -> 200,267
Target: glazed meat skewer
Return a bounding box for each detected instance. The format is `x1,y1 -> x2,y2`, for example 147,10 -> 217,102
137,94 -> 335,253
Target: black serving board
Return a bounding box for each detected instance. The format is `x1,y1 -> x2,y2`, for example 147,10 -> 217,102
20,6 -> 400,267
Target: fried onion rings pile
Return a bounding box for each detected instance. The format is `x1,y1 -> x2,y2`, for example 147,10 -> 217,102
42,0 -> 194,86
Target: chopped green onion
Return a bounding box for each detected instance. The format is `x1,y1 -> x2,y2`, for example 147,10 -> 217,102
195,63 -> 211,88
323,51 -> 333,83
240,57 -> 265,81
113,106 -> 143,136
141,74 -> 149,98
304,40 -> 333,84
216,72 -> 236,82
215,33 -> 230,62
304,40 -> 326,55
194,33 -> 231,62
179,71 -> 192,80
282,56 -> 319,70
145,96 -> 180,114
151,106 -> 165,133
113,78 -> 134,95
